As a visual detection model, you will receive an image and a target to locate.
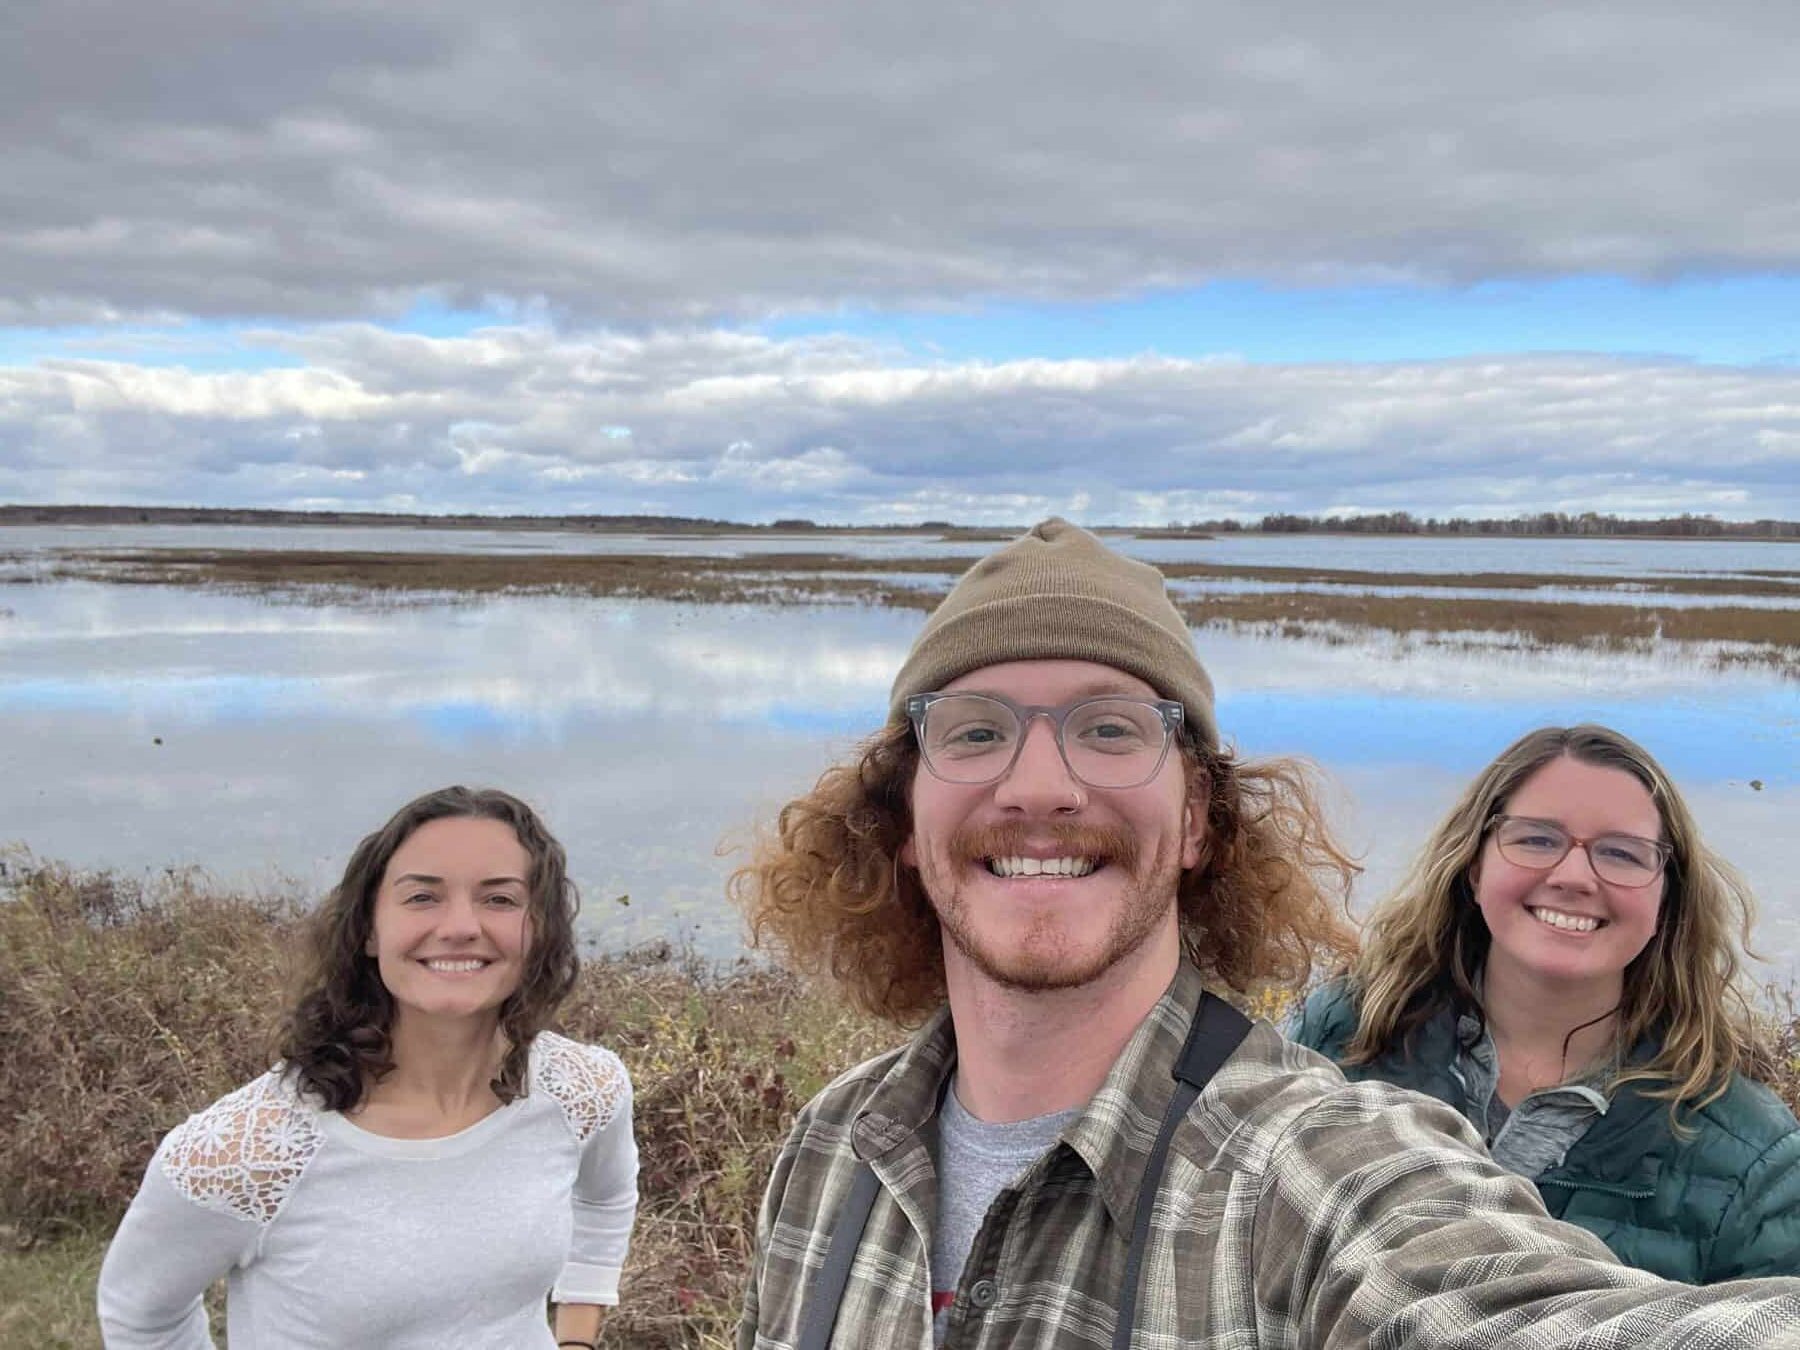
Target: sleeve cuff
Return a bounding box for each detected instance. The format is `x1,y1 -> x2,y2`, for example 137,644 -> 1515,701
551,1261 -> 621,1306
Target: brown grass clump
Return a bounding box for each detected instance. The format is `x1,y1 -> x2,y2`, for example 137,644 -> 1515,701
0,856 -> 889,1348
0,856 -> 302,1234
1154,561 -> 1800,600
554,949 -> 888,1346
1179,593 -> 1800,675
1759,988 -> 1800,1119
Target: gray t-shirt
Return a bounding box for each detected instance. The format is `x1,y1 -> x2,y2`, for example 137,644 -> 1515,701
930,1077 -> 1080,1347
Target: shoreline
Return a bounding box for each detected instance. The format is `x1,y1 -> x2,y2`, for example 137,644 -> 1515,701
6,505 -> 1800,542
16,546 -> 1799,676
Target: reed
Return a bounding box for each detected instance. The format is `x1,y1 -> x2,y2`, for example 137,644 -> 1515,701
0,855 -> 888,1347
5,856 -> 1799,1347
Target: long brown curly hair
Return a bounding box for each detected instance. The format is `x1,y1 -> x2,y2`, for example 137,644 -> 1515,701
278,785 -> 580,1111
729,723 -> 1359,1025
1341,725 -> 1770,1111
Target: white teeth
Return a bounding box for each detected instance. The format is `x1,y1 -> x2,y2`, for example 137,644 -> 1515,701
424,958 -> 489,973
1530,908 -> 1601,933
986,856 -> 1097,878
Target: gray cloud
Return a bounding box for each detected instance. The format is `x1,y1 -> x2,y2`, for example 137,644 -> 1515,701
3,329 -> 1794,519
6,1 -> 1800,322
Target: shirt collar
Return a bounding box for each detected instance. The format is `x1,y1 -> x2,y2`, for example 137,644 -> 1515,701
848,962 -> 1216,1233
852,1001 -> 958,1160
1061,962 -> 1211,1231
1452,1003 -> 1616,1108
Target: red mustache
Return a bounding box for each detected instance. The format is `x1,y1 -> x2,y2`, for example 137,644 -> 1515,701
951,822 -> 1139,871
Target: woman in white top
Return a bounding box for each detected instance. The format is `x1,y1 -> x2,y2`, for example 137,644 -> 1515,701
97,785 -> 639,1349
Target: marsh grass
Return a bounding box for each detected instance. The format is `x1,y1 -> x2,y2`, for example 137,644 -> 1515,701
31,548 -> 1800,674
1180,593 -> 1800,673
0,1226 -> 110,1350
7,858 -> 1800,1348
38,546 -> 1800,598
35,549 -> 942,612
0,856 -> 890,1348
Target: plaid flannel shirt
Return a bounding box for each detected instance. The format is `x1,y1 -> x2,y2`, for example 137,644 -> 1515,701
737,963 -> 1800,1349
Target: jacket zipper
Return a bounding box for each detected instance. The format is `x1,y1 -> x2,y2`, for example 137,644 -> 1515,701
1538,1176 -> 1656,1200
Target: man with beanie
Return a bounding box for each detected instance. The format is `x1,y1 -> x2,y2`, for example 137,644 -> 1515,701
731,519 -> 1800,1349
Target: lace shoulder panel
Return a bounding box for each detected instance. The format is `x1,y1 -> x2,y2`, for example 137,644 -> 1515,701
158,1069 -> 324,1225
533,1033 -> 630,1145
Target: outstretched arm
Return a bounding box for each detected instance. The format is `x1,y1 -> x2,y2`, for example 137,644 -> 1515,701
1266,1080 -> 1800,1348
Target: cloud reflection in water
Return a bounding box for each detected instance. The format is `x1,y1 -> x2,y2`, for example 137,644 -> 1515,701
2,579 -> 1794,969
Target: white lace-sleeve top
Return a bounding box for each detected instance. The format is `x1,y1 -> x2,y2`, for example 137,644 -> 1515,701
96,1033 -> 637,1350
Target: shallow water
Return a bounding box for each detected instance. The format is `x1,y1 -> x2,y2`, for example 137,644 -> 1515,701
7,523 -> 1800,585
3,575 -> 1794,975
1164,576 -> 1800,611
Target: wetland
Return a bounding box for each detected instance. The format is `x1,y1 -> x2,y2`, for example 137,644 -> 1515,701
3,523 -> 1796,967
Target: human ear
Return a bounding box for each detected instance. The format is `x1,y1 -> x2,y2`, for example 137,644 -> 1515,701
1180,779 -> 1209,871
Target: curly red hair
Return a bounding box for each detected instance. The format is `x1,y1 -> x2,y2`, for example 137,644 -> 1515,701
730,724 -> 1359,1025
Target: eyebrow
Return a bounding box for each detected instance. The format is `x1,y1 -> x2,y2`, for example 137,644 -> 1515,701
389,873 -> 528,887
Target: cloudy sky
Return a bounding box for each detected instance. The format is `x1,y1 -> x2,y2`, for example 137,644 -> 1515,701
4,0 -> 1799,523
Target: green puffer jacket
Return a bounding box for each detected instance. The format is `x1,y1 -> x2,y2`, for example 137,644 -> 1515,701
1291,980 -> 1800,1282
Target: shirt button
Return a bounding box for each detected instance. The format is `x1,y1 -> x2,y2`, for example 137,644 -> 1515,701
969,1279 -> 998,1308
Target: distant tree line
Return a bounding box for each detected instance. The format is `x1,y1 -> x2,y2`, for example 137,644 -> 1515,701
3,503 -> 1796,539
1165,511 -> 1799,539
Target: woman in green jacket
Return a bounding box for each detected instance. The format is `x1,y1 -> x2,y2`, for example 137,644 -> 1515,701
1292,724 -> 1800,1281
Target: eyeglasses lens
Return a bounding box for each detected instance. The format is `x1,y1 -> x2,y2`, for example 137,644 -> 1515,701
918,695 -> 1170,788
1494,819 -> 1664,887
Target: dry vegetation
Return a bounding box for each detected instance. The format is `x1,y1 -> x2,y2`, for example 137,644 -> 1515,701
28,545 -> 1800,598
1176,592 -> 1800,664
0,856 -> 890,1349
6,855 -> 1800,1348
24,548 -> 943,610
11,547 -> 1800,674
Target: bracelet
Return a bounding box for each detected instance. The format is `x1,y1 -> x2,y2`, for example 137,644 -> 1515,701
557,1342 -> 597,1349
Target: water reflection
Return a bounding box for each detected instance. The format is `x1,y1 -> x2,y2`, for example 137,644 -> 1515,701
1169,577 -> 1800,611
2,579 -> 1795,971
7,524 -> 1800,584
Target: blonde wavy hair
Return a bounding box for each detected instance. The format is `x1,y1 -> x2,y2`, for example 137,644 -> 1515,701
1342,724 -> 1769,1111
729,722 -> 1359,1025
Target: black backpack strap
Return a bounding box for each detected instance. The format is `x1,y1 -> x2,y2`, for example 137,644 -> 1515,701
1170,991 -> 1254,1094
1111,992 -> 1252,1350
794,991 -> 1250,1350
796,1157 -> 882,1350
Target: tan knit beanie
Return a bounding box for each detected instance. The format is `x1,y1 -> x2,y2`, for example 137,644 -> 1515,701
889,518 -> 1218,750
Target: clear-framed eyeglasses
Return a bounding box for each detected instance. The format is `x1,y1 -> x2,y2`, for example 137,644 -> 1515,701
1488,815 -> 1672,889
905,691 -> 1186,790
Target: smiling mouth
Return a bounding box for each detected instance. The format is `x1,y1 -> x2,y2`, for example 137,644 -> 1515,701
985,855 -> 1099,878
419,957 -> 493,974
1529,906 -> 1605,934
